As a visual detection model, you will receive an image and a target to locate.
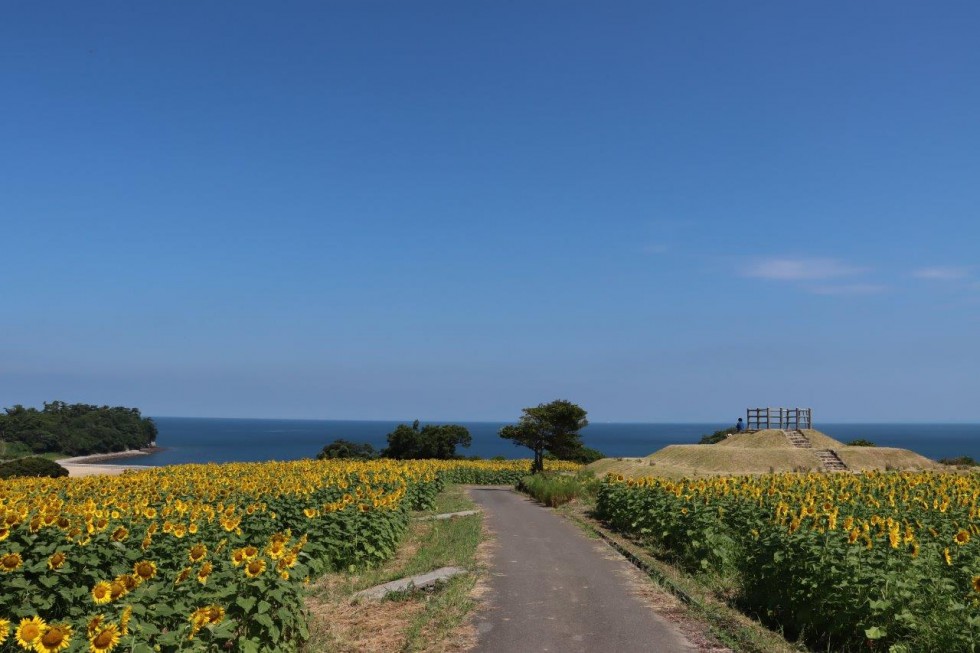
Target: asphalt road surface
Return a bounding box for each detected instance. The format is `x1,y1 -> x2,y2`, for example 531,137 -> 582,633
469,487 -> 696,653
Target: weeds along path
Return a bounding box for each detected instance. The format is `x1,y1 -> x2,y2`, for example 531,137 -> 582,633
468,487 -> 696,653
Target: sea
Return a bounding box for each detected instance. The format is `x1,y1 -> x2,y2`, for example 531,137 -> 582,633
111,418 -> 980,467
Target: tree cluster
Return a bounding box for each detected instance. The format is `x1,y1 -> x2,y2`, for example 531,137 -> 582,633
0,456 -> 69,480
381,420 -> 472,459
316,420 -> 472,461
0,401 -> 158,456
499,399 -> 592,472
316,401 -> 601,468
315,439 -> 377,460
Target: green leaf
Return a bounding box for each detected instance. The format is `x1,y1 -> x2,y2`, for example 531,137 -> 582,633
236,596 -> 257,613
240,638 -> 261,653
865,626 -> 887,640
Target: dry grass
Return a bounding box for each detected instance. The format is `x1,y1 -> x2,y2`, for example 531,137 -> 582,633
586,429 -> 940,479
715,429 -> 844,449
836,446 -> 942,472
303,485 -> 485,653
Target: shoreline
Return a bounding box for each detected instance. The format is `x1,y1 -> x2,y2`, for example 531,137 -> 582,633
58,447 -> 163,465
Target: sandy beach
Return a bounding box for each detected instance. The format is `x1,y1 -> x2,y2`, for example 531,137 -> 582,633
59,463 -> 151,477
57,449 -> 158,477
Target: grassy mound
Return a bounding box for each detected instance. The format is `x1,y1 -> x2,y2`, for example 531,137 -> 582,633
715,428 -> 844,449
587,429 -> 943,478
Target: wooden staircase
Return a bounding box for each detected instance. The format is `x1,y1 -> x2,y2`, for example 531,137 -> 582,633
815,449 -> 848,472
781,430 -> 849,472
782,429 -> 812,449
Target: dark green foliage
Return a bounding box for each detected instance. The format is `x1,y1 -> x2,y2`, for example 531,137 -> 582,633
382,420 -> 472,459
938,455 -> 977,466
699,427 -> 736,444
545,446 -> 605,464
0,456 -> 69,479
499,399 -> 589,473
0,401 -> 157,456
847,438 -> 876,447
516,472 -> 599,507
316,439 -> 376,460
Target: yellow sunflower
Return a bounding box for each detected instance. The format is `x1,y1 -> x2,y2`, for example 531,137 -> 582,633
119,607 -> 132,636
174,567 -> 192,585
944,547 -> 953,566
92,581 -> 113,605
206,605 -> 225,625
35,623 -> 72,653
244,559 -> 266,578
230,549 -> 247,567
0,552 -> 23,573
47,552 -> 66,570
954,529 -> 971,546
108,581 -> 127,601
110,527 -> 128,542
972,575 -> 980,593
86,616 -> 104,638
197,562 -> 213,585
188,543 -> 207,563
15,616 -> 46,649
117,574 -> 140,591
133,560 -> 157,581
242,546 -> 259,559
88,624 -> 121,652
0,617 -> 9,645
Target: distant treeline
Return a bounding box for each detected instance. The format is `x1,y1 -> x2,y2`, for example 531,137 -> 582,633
0,401 -> 157,456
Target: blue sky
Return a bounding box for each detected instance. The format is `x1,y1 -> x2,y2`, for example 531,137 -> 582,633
2,1 -> 978,421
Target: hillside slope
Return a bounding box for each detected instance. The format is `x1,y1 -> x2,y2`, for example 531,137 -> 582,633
587,429 -> 942,479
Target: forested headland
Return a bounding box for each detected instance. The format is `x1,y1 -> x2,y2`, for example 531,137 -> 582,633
0,401 -> 157,457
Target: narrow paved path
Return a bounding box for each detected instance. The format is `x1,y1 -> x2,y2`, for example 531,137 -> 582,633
469,487 -> 695,653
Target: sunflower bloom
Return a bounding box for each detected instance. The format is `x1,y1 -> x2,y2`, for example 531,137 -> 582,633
244,558 -> 266,578
0,617 -> 9,645
175,567 -> 191,585
92,582 -> 113,605
133,560 -> 157,581
88,623 -> 120,652
119,607 -> 132,636
943,547 -> 953,566
954,529 -> 970,546
206,605 -> 225,624
197,561 -> 213,585
0,552 -> 23,573
86,616 -> 103,638
108,581 -> 127,601
35,623 -> 72,653
47,552 -> 66,570
188,543 -> 207,563
231,549 -> 247,567
16,617 -> 46,649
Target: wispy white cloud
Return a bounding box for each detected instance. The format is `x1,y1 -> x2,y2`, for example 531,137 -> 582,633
741,257 -> 866,281
807,283 -> 888,296
912,266 -> 972,281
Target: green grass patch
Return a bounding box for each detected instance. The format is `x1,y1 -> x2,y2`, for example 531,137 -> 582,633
516,471 -> 600,507
304,485 -> 484,652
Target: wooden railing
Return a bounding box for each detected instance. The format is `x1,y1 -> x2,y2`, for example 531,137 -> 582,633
746,408 -> 811,430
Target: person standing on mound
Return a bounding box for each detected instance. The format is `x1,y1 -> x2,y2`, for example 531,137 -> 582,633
735,418 -> 744,433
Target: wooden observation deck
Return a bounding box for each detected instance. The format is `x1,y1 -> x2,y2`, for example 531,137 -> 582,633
746,407 -> 812,431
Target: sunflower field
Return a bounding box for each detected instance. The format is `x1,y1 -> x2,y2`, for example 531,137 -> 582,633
596,471 -> 980,652
0,458 -> 575,653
